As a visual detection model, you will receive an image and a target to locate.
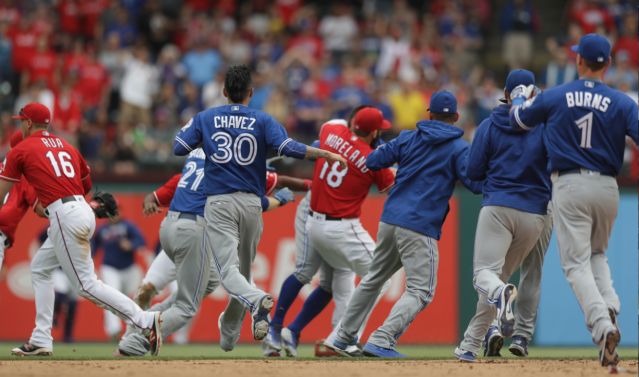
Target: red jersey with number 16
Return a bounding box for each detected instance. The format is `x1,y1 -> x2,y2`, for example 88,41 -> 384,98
311,121 -> 394,218
0,130 -> 91,207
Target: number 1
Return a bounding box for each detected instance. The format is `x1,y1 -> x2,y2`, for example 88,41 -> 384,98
575,112 -> 593,149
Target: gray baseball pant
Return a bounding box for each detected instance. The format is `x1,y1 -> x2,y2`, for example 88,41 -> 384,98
207,193 -> 266,336
118,212 -> 216,355
552,172 -> 619,343
459,206 -> 552,354
336,222 -> 438,350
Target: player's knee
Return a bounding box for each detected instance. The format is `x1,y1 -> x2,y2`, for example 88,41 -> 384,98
293,271 -> 311,285
406,285 -> 434,306
318,281 -> 332,293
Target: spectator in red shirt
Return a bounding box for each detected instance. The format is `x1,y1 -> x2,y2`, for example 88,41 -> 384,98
54,82 -> 83,142
8,17 -> 40,72
569,0 -> 615,34
74,46 -> 110,121
80,0 -> 108,39
22,35 -> 59,91
613,13 -> 638,68
287,22 -> 324,61
62,38 -> 88,77
58,0 -> 82,35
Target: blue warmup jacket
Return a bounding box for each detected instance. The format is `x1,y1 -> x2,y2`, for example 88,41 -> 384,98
468,104 -> 551,215
367,120 -> 482,240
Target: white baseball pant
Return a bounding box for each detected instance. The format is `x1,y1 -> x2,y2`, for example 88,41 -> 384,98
100,264 -> 143,337
28,196 -> 157,349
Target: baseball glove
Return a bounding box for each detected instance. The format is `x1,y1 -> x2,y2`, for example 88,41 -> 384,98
90,191 -> 119,218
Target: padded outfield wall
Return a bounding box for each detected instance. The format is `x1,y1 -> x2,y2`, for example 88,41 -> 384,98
0,189 -> 635,346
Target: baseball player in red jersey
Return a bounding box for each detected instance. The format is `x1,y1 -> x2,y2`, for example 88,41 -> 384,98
0,131 -> 40,269
0,103 -> 161,357
289,106 -> 394,355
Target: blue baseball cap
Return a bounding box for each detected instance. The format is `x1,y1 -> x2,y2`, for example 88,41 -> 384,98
428,90 -> 457,114
571,33 -> 611,63
500,69 -> 535,103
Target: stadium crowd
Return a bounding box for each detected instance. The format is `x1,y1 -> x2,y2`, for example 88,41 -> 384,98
0,0 -> 636,179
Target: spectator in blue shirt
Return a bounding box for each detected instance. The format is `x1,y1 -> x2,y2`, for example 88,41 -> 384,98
92,214 -> 146,339
182,39 -> 222,88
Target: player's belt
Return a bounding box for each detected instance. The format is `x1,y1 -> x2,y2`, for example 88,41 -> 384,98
60,195 -> 79,204
177,213 -> 198,221
557,168 -> 614,177
309,210 -> 343,221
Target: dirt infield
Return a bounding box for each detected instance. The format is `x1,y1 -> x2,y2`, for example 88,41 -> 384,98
0,359 -> 636,377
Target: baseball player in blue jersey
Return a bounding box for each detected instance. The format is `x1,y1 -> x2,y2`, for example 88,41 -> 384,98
116,148 -> 296,355
509,34 -> 639,368
173,65 -> 346,346
327,91 -> 482,357
454,69 -> 553,362
116,148 -> 215,356
92,216 -> 146,339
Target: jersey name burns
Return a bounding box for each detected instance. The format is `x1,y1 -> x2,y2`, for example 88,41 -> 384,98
565,91 -> 611,112
324,132 -> 368,173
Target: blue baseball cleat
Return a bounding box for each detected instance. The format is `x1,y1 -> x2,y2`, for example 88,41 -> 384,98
483,325 -> 503,357
496,284 -> 517,337
454,347 -> 477,363
262,325 -> 282,357
362,343 -> 406,358
508,335 -> 529,357
281,327 -> 299,357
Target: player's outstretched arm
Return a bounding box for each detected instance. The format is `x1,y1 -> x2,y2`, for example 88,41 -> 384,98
304,146 -> 347,168
276,175 -> 312,192
509,84 -> 546,131
261,188 -> 295,212
455,146 -> 483,194
366,136 -> 401,171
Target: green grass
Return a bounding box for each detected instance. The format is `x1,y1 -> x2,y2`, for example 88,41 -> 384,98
0,343 -> 636,361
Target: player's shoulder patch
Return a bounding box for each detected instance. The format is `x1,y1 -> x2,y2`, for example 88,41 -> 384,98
188,148 -> 206,160
181,118 -> 193,131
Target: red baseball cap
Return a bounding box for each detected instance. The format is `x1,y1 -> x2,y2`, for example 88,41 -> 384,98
352,107 -> 392,133
12,102 -> 51,124
9,130 -> 24,148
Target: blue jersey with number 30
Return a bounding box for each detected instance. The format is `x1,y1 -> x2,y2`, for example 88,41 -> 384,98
169,148 -> 207,216
510,79 -> 638,175
174,104 -> 307,196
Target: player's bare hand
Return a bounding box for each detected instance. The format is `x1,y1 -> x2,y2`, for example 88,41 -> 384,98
325,152 -> 347,169
142,194 -> 162,216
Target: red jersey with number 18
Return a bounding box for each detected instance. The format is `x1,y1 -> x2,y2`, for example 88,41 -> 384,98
0,130 -> 91,207
310,121 -> 394,218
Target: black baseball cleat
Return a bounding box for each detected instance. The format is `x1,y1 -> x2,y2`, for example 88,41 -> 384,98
252,295 -> 274,341
11,343 -> 52,356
